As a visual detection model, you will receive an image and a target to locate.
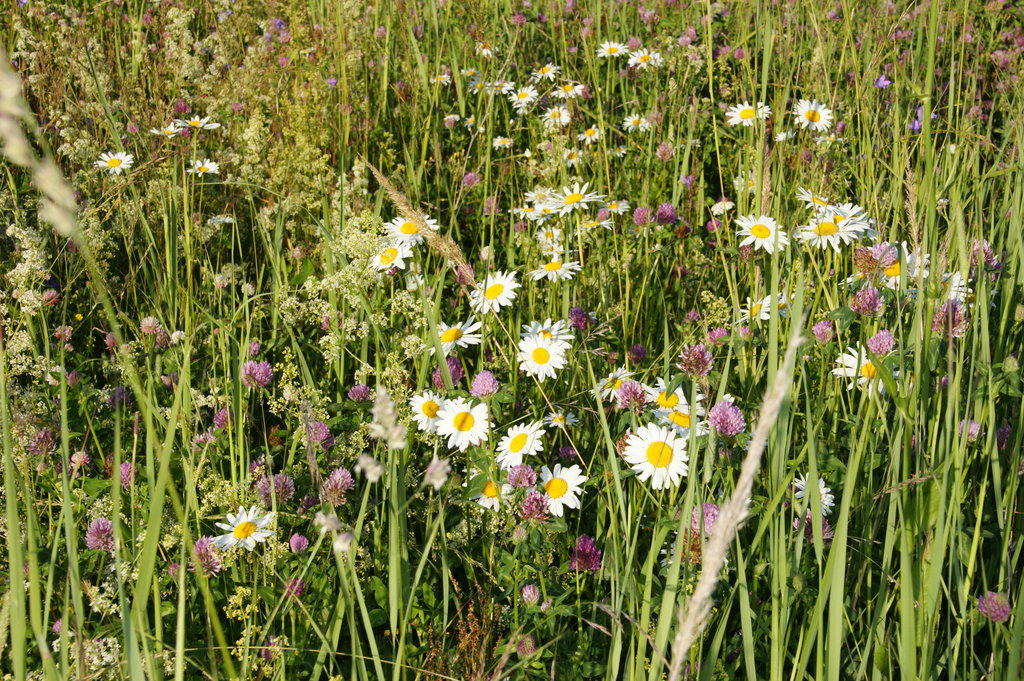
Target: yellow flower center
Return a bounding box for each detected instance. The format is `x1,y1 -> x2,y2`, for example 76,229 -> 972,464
657,392 -> 679,409
483,481 -> 498,498
668,411 -> 691,428
440,328 -> 463,343
380,248 -> 399,264
233,521 -> 257,539
552,416 -> 565,424
860,361 -> 878,379
509,433 -> 528,452
639,54 -> 651,62
815,221 -> 838,236
645,441 -> 673,467
812,196 -> 828,206
750,303 -> 763,317
750,224 -> 771,239
545,478 -> 568,498
106,158 -> 122,168
400,221 -> 418,234
563,192 -> 584,204
805,110 -> 821,122
532,347 -> 550,364
883,262 -> 901,277
608,46 -> 618,53
585,128 -> 596,136
422,400 -> 439,418
540,66 -> 550,73
484,283 -> 504,300
198,166 -> 209,172
561,85 -> 573,92
739,107 -> 756,119
453,412 -> 475,432
544,261 -> 562,271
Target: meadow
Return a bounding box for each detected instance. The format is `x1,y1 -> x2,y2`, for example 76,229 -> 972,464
1,0 -> 1023,679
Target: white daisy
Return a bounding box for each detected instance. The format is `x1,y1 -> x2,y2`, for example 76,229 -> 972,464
622,423 -> 689,490
370,242 -> 414,271
187,158 -> 219,175
941,271 -> 973,303
563,148 -> 582,168
792,99 -> 833,132
532,63 -> 560,82
622,113 -> 651,133
150,123 -> 181,138
493,136 -> 513,149
605,199 -> 631,215
435,398 -> 490,451
539,464 -> 586,516
518,334 -> 567,381
797,211 -> 861,252
628,49 -> 663,70
553,82 -> 585,100
432,317 -> 482,356
738,293 -> 789,323
386,215 -> 440,246
542,105 -> 571,129
472,477 -> 512,511
710,198 -> 735,216
213,506 -> 275,551
528,259 -> 582,282
95,151 -> 134,175
795,187 -> 831,211
496,421 -> 545,468
545,410 -> 578,428
520,319 -> 574,346
597,41 -> 629,58
599,368 -> 633,401
431,73 -> 451,85
409,391 -> 445,433
509,85 -> 539,111
831,344 -> 886,395
774,130 -> 795,142
735,214 -> 789,254
725,101 -> 771,127
577,125 -> 601,145
547,182 -> 604,216
469,270 -> 520,314
174,116 -> 220,130
733,171 -> 757,194
793,473 -> 835,515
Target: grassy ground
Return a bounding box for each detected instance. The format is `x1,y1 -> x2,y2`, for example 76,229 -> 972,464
1,0 -> 1023,679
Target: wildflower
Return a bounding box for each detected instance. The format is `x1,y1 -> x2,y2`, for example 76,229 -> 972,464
541,105 -> 571,129
570,535 -> 603,572
497,421 -> 545,468
977,592 -> 1011,623
873,74 -> 892,88
423,457 -> 451,490
615,380 -> 649,412
849,285 -> 884,317
707,399 -> 746,436
798,211 -> 862,251
409,391 -> 445,433
519,490 -> 549,520
598,41 -> 629,57
432,317 -> 482,356
95,152 -> 134,175
528,259 -> 581,282
212,507 -> 275,551
435,398 -> 490,451
289,534 -> 309,553
739,294 -> 788,323
86,517 -> 115,552
370,241 -> 413,272
725,101 -> 771,126
539,464 -> 586,516
811,320 -> 835,343
691,503 -> 720,534
959,419 -> 982,442
547,182 -> 604,216
710,198 -> 734,216
622,113 -> 651,132
190,537 -> 222,576
521,584 -> 540,604
866,330 -> 896,356
284,578 -> 304,598
348,384 -> 371,401
793,100 -> 833,132
735,215 -> 789,254
545,410 -> 578,428
187,158 -> 219,175
623,423 -> 689,490
119,462 -> 135,487
518,334 -> 567,381
150,123 -> 181,137
532,63 -> 560,81
507,464 -> 538,487
469,270 -> 520,314
470,370 -> 500,398
792,474 -> 835,515
241,361 -> 274,388
174,116 -> 220,130
517,635 -> 536,657
932,300 -> 969,339
677,343 -> 713,377
832,344 -> 886,394
472,476 -> 510,511
628,48 -> 663,69
554,82 -> 585,99
599,367 -> 634,400
256,472 -> 295,506
628,343 -> 648,363
522,318 -> 574,346
568,306 -> 593,331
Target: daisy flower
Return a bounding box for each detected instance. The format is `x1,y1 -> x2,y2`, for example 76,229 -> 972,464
520,319 -> 574,346
553,82 -> 585,99
409,391 -> 445,433
493,136 -> 513,149
941,271 -> 973,303
212,506 -> 275,551
95,151 -> 134,175
735,214 -> 789,254
797,211 -> 861,251
542,105 -> 571,129
774,130 -> 795,142
431,73 -> 451,85
605,199 -> 630,214
829,203 -> 871,237
187,158 -> 219,175
879,242 -> 929,289
432,317 -> 482,356
622,113 -> 651,133
540,464 -> 586,516
469,270 -> 520,314
793,473 -> 835,515
496,421 -> 546,468
577,125 -> 600,145
628,49 -> 663,69
386,215 -> 440,246
599,368 -> 633,401
528,259 -> 582,282
174,116 -> 220,130
476,41 -> 495,58
710,198 -> 735,216
725,101 -> 771,126
733,171 -> 757,194
509,85 -> 539,111
831,344 -> 886,394
795,187 -> 831,211
524,187 -> 555,205
597,41 -> 629,58
370,242 -> 414,271
150,123 -> 181,138
547,182 -> 605,216
532,63 -> 560,81
581,216 -> 613,230
513,205 -> 540,220
657,406 -> 708,438
622,423 -> 689,490
738,294 -> 789,323
563,148 -> 582,168
518,334 -> 568,381
793,100 -> 833,132
472,478 -> 512,511
435,398 -> 490,451
545,411 -> 578,429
